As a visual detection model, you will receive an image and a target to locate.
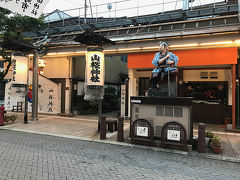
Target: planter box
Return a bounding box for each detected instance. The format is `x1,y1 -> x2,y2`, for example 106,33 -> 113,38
212,146 -> 221,154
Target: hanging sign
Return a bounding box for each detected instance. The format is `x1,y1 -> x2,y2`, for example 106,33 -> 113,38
85,51 -> 105,86
12,56 -> 28,84
0,0 -> 50,18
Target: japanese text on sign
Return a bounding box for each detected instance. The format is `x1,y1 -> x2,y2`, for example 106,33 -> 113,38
85,51 -> 104,86
0,0 -> 50,18
48,88 -> 54,113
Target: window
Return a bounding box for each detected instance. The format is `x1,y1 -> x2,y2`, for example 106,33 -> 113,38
156,106 -> 183,117
0,61 -> 4,68
121,55 -> 128,63
200,72 -> 208,79
210,72 -> 218,79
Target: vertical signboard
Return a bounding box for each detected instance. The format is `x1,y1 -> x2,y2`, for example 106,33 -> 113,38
12,56 -> 28,84
85,51 -> 105,86
121,85 -> 126,117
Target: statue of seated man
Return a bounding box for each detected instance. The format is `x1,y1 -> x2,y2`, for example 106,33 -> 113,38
151,41 -> 178,89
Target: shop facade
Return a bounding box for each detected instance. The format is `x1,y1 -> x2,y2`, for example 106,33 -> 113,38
127,45 -> 239,127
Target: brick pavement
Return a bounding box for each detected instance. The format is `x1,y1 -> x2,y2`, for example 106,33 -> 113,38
2,112 -> 240,162
0,130 -> 240,180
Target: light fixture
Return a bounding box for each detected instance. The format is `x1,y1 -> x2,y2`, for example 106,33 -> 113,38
38,59 -> 46,75
199,41 -> 233,46
41,40 -> 240,56
169,43 -> 199,48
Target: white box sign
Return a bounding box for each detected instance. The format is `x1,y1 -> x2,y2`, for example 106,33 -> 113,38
137,127 -> 148,137
167,130 -> 180,141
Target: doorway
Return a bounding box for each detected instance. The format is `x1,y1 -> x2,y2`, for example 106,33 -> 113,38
139,77 -> 150,96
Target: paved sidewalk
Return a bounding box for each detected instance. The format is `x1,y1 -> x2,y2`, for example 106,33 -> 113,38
1,130 -> 240,180
1,112 -> 240,163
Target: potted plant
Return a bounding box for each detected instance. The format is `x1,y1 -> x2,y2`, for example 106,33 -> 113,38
205,130 -> 214,148
211,135 -> 222,154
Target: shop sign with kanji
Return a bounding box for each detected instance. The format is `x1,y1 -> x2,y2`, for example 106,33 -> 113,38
0,0 -> 50,18
12,56 -> 28,84
85,51 -> 105,86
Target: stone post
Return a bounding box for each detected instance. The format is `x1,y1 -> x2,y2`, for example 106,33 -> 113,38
117,117 -> 124,142
197,123 -> 206,153
100,115 -> 106,140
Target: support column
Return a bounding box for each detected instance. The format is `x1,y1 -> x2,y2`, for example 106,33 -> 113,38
232,64 -> 236,129
65,78 -> 71,114
31,50 -> 39,121
24,55 -> 30,123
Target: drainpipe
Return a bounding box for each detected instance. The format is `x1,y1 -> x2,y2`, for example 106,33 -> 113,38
232,64 -> 236,129
236,78 -> 240,129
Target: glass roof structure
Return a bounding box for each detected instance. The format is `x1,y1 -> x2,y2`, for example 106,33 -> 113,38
44,9 -> 72,23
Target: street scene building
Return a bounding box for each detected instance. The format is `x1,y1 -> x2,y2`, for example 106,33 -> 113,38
0,0 -> 240,179
2,0 -> 238,127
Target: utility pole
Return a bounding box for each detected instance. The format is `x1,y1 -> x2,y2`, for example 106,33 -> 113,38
31,50 -> 39,121
183,0 -> 189,10
84,0 -> 87,24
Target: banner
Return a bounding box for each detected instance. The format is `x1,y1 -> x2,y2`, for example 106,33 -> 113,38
85,51 -> 105,86
0,0 -> 50,18
12,56 -> 28,84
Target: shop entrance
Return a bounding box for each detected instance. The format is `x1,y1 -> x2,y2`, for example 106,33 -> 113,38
183,81 -> 229,124
139,77 -> 150,96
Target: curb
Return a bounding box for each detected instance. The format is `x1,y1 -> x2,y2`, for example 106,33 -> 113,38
1,128 -> 240,163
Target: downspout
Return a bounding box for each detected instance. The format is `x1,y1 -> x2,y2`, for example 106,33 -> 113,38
232,64 -> 236,129
236,78 -> 239,129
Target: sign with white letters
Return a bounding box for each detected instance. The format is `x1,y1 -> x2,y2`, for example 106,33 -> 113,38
137,126 -> 148,137
167,130 -> 180,141
0,0 -> 50,18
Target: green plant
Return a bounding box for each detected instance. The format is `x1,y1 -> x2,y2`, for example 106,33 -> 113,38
206,131 -> 214,139
211,135 -> 221,147
4,114 -> 17,123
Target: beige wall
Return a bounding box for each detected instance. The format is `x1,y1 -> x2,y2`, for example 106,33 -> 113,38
42,57 -> 70,78
183,69 -> 230,82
